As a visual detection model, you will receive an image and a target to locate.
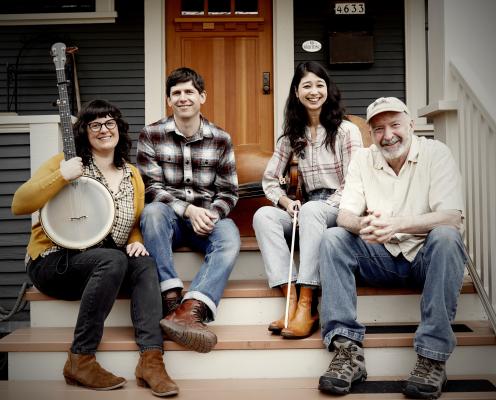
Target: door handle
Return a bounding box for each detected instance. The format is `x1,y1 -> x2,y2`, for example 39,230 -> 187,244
263,72 -> 270,95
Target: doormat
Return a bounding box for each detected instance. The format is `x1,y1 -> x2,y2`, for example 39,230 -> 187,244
350,379 -> 496,393
365,323 -> 472,334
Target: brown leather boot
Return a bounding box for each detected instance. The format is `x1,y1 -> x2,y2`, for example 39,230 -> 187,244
268,283 -> 297,334
63,351 -> 126,390
281,287 -> 319,339
135,349 -> 179,397
161,288 -> 183,317
160,299 -> 217,353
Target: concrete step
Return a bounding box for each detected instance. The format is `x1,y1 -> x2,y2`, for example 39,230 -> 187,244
1,322 -> 495,380
25,278 -> 485,327
1,377 -> 495,400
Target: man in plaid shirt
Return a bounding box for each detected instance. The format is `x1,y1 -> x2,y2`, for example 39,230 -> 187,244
137,67 -> 240,353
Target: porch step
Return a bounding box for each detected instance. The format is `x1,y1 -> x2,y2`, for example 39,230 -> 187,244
23,276 -> 477,301
25,277 -> 485,327
2,322 -> 495,380
2,322 -> 494,352
1,377 -> 496,400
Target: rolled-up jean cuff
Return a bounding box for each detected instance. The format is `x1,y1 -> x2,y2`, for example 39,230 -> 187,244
183,290 -> 217,321
160,278 -> 184,293
323,328 -> 364,350
140,345 -> 164,354
270,277 -> 297,289
296,279 -> 320,287
414,344 -> 451,362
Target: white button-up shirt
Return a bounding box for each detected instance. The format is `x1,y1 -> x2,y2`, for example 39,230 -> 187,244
340,135 -> 464,261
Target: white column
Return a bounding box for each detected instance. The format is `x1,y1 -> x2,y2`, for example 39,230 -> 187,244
404,0 -> 427,125
273,0 -> 294,144
144,0 -> 166,124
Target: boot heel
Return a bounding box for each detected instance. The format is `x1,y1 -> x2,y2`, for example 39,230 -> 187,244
64,376 -> 78,386
136,377 -> 148,388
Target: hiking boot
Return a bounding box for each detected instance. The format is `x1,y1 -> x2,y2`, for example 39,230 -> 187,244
160,299 -> 217,353
318,337 -> 367,394
161,288 -> 182,317
402,355 -> 447,399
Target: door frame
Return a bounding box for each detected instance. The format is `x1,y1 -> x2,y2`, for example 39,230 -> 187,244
143,0 -> 428,140
144,0 -> 293,146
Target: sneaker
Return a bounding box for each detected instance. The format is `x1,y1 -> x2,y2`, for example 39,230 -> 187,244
402,355 -> 447,399
318,337 -> 367,394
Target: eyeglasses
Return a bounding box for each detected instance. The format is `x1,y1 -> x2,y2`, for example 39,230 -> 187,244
87,119 -> 117,132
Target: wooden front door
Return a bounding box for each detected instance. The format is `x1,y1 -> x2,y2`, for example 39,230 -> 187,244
166,0 -> 274,155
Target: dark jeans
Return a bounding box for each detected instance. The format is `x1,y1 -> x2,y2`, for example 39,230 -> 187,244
27,248 -> 163,354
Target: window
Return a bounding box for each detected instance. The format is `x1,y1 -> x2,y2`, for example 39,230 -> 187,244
180,0 -> 258,16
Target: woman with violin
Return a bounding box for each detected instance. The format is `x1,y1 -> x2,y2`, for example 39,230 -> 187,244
12,100 -> 178,396
253,61 -> 362,338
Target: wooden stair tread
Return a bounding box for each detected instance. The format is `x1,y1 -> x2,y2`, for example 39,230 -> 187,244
24,276 -> 476,301
177,235 -> 259,252
1,321 -> 494,352
1,377 -> 495,400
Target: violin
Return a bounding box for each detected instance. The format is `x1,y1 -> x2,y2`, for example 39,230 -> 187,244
279,155 -> 304,201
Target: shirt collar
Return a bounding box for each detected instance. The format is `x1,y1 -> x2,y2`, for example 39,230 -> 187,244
165,115 -> 212,141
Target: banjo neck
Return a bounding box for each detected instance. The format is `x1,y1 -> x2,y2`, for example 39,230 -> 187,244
51,42 -> 77,161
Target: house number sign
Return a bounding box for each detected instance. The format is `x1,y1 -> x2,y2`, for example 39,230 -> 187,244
334,2 -> 365,14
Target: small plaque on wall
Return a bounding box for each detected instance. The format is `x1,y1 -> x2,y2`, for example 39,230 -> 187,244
302,40 -> 322,53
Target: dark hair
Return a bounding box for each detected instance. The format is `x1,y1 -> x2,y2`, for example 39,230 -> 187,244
73,99 -> 131,168
166,67 -> 205,98
282,61 -> 345,156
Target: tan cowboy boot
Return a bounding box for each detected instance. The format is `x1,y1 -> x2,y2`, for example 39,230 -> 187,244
135,349 -> 179,397
268,283 -> 297,334
281,287 -> 319,338
160,299 -> 217,353
63,351 -> 126,390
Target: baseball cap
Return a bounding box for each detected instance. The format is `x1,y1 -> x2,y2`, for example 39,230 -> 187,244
366,97 -> 410,123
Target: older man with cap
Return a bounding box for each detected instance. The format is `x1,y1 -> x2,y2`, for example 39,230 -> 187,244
317,97 -> 466,399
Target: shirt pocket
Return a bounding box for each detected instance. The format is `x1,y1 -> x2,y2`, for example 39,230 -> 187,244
193,156 -> 218,187
161,154 -> 183,185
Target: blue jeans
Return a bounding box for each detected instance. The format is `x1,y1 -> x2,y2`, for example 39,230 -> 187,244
27,248 -> 163,354
253,190 -> 338,287
319,226 -> 466,362
140,202 -> 240,320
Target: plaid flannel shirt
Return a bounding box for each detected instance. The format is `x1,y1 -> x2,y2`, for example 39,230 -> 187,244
262,120 -> 363,208
137,116 -> 238,219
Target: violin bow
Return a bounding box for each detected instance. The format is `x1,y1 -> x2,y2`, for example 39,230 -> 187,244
284,208 -> 299,328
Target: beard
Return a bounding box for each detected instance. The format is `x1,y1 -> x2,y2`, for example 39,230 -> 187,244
379,131 -> 412,161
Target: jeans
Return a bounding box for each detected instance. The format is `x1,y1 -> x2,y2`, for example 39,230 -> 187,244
319,226 -> 466,362
27,248 -> 163,354
140,202 -> 240,320
253,192 -> 338,288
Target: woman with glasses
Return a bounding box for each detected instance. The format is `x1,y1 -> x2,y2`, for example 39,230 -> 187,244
12,100 -> 178,397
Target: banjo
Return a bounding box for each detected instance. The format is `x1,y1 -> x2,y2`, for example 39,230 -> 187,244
39,42 -> 115,250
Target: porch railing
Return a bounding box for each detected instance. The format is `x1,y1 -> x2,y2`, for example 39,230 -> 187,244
449,61 -> 496,333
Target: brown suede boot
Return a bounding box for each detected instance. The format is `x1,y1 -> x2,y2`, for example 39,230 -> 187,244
281,287 -> 319,339
63,351 -> 126,390
160,299 -> 217,353
268,283 -> 297,334
161,288 -> 183,317
135,349 -> 179,397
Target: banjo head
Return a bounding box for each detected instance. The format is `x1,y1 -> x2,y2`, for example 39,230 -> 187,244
40,176 -> 115,250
